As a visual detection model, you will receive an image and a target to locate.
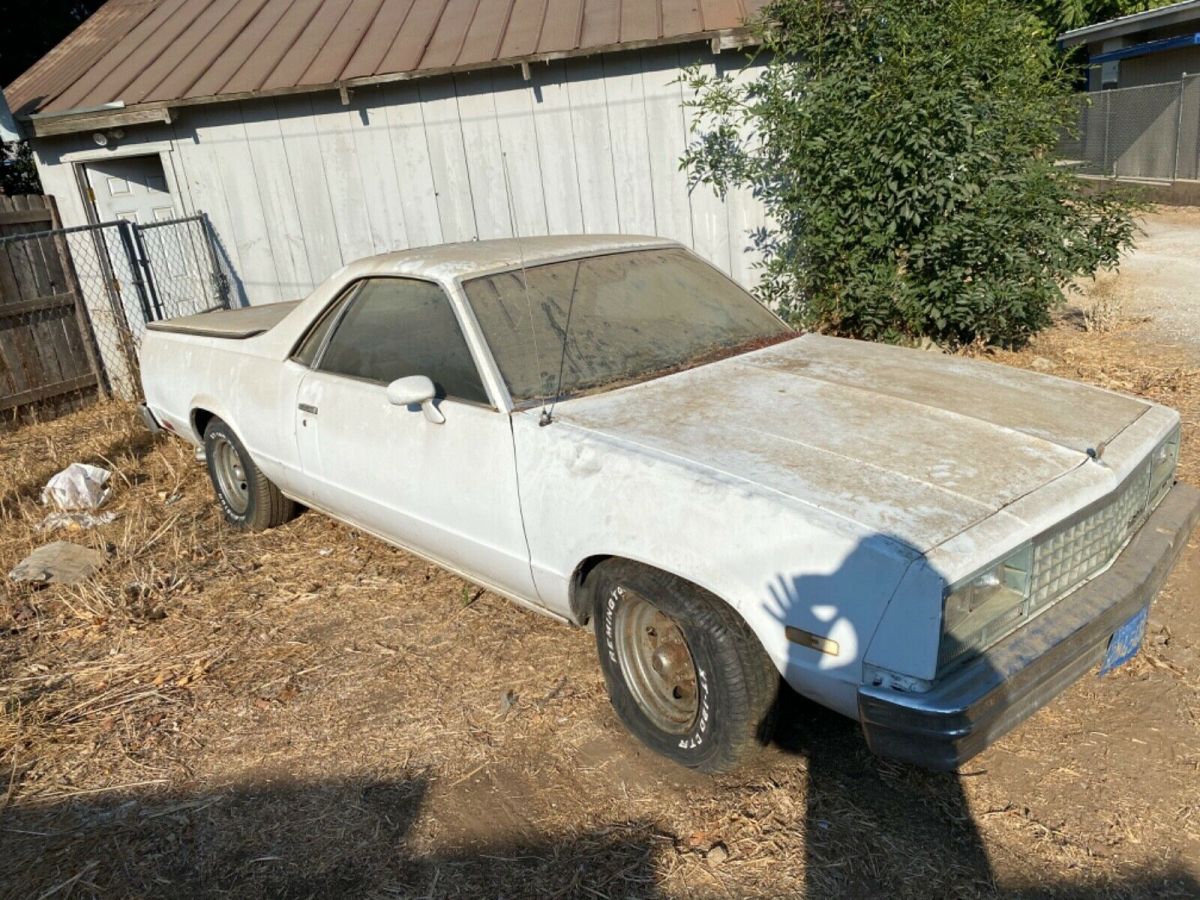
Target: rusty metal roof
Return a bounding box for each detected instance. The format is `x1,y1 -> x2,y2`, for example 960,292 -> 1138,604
6,0 -> 766,124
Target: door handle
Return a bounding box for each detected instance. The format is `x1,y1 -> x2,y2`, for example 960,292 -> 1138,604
298,403 -> 318,415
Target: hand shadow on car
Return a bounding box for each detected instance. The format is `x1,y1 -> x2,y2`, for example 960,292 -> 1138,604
763,537 -> 996,896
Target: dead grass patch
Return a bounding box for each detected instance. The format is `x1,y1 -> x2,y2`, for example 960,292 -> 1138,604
1079,273 -> 1124,333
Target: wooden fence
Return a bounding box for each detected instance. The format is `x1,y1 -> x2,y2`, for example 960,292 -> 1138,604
0,195 -> 105,426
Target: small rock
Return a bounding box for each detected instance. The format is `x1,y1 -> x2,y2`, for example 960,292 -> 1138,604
276,683 -> 300,703
705,843 -> 729,865
917,337 -> 947,354
1031,356 -> 1055,372
498,689 -> 518,717
9,541 -> 105,585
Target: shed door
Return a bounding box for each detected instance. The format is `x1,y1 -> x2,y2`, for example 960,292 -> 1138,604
85,155 -> 177,224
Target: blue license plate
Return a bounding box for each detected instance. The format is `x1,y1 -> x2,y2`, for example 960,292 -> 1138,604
1100,605 -> 1149,675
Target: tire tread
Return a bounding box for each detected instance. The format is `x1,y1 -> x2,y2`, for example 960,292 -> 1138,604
590,560 -> 779,772
203,418 -> 295,531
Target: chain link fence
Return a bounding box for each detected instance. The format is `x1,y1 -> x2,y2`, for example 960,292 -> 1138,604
1059,75 -> 1200,181
0,213 -> 230,412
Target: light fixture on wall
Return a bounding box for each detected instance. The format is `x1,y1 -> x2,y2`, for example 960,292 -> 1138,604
91,128 -> 126,148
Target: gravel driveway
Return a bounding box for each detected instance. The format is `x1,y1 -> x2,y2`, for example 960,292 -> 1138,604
1078,206 -> 1200,358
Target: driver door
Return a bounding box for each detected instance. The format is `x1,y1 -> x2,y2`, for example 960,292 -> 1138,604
292,277 -> 536,602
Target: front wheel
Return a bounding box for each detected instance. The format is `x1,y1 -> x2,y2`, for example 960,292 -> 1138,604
203,417 -> 295,531
591,561 -> 779,772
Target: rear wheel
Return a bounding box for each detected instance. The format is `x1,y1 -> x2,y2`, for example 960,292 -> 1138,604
591,560 -> 779,772
203,418 -> 295,531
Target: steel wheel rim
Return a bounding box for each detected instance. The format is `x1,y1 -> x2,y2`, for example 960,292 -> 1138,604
614,590 -> 699,734
211,435 -> 250,515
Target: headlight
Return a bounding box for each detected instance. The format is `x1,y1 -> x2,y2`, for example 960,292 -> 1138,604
1149,425 -> 1180,507
939,545 -> 1032,671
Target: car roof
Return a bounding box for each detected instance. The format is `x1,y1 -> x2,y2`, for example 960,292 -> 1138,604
344,234 -> 680,282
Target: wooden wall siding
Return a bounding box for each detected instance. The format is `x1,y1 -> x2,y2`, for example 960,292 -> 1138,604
0,195 -> 102,421
32,45 -> 769,306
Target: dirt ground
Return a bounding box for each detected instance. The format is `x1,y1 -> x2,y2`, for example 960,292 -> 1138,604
3,215 -> 1200,898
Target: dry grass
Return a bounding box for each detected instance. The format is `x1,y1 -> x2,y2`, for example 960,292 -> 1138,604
1079,274 -> 1124,334
1,318 -> 1198,898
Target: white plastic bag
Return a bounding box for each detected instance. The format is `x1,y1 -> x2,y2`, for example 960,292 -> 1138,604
41,463 -> 112,512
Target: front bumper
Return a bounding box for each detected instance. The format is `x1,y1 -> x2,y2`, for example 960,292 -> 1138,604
858,481 -> 1200,771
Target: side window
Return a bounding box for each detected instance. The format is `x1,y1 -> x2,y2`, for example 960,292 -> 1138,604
293,286 -> 357,367
317,278 -> 490,405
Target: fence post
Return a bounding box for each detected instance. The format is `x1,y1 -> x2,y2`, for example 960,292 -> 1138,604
47,196 -> 109,400
115,221 -> 159,323
1174,76 -> 1186,182
198,215 -> 231,309
89,225 -> 142,395
130,222 -> 165,320
1103,90 -> 1112,177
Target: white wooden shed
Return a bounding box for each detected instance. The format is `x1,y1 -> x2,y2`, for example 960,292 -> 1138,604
5,0 -> 771,306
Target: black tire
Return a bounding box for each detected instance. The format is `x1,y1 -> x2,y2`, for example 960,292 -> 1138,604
590,560 -> 779,772
203,417 -> 295,531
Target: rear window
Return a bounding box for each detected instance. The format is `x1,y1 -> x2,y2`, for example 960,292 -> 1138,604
293,286 -> 357,367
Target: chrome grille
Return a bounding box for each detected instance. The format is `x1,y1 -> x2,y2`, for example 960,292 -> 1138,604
1029,464 -> 1151,609
935,425 -> 1180,679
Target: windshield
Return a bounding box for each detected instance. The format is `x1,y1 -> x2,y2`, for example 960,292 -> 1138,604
461,248 -> 792,404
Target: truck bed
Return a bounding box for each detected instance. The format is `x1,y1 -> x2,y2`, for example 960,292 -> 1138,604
145,301 -> 301,339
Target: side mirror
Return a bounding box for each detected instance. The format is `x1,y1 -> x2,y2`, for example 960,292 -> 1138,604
386,375 -> 445,424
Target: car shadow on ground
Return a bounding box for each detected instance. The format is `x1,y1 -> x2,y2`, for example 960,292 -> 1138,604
0,775 -> 663,898
2,766 -> 1195,898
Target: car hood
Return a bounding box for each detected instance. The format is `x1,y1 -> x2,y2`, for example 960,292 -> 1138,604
552,335 -> 1151,552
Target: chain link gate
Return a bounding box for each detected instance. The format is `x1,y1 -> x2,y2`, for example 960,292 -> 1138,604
0,212 -> 230,412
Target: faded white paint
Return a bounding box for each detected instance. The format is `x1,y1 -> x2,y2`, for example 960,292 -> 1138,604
139,235 -> 1182,718
31,46 -> 770,306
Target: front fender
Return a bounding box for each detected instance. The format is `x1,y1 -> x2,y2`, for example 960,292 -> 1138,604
515,416 -> 919,718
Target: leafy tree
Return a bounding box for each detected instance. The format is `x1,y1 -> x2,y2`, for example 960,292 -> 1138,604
1,140 -> 40,195
1,1 -> 105,194
0,1 -> 105,88
1028,0 -> 1177,33
681,0 -> 1142,348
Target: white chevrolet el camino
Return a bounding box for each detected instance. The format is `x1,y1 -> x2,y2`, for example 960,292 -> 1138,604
139,236 -> 1200,772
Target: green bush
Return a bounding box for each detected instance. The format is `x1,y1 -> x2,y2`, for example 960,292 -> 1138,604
681,0 -> 1142,348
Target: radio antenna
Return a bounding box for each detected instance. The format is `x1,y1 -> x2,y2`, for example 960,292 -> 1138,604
500,152 -> 550,423
544,259 -> 581,425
